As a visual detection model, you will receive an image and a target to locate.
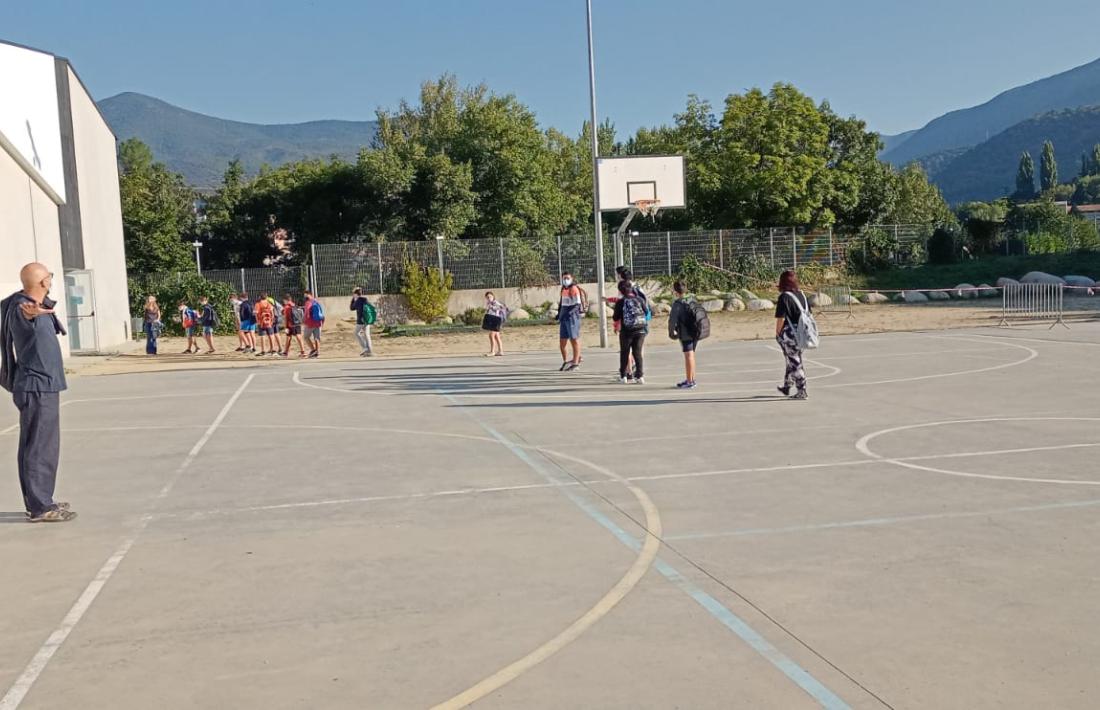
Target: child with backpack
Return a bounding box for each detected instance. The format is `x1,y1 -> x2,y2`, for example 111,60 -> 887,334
350,287 -> 376,357
606,266 -> 649,374
774,270 -> 816,400
237,292 -> 256,354
556,272 -> 584,371
178,300 -> 199,354
612,280 -> 648,384
199,296 -> 218,354
667,281 -> 709,389
267,294 -> 283,355
482,291 -> 507,357
253,292 -> 276,356
281,295 -> 306,358
303,290 -> 325,358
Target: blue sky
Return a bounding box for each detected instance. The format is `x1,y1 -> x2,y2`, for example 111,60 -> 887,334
5,0 -> 1100,139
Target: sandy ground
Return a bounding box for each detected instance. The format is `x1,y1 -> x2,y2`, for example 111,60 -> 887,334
74,298 -> 1099,376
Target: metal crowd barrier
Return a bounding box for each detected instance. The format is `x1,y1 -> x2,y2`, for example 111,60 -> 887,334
1000,283 -> 1067,328
815,285 -> 854,319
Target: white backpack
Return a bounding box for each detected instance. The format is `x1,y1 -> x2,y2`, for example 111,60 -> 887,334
785,291 -> 819,350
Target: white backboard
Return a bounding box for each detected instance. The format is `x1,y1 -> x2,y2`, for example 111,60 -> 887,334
0,43 -> 66,203
597,155 -> 685,212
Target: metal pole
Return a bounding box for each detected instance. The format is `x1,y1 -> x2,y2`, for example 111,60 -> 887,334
828,227 -> 834,266
769,228 -> 775,267
629,232 -> 635,272
240,268 -> 246,294
666,231 -> 672,275
377,242 -> 385,296
586,0 -> 608,348
310,244 -> 318,295
792,229 -> 798,269
718,229 -> 724,270
499,238 -> 506,289
436,237 -> 445,275
556,235 -> 563,283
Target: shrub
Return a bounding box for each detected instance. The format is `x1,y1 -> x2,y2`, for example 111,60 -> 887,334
401,260 -> 453,322
127,273 -> 236,336
460,307 -> 486,326
927,228 -> 958,265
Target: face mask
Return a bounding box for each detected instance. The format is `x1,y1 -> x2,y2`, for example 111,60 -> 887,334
562,279 -> 572,287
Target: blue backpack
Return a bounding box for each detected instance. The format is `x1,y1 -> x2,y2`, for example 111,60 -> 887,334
621,294 -> 647,331
310,300 -> 325,323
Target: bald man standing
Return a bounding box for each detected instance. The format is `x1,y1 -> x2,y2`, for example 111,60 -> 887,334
0,263 -> 75,522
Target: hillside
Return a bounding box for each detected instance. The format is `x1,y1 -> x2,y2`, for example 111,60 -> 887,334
98,93 -> 377,188
933,106 -> 1100,203
882,56 -> 1100,167
879,130 -> 916,154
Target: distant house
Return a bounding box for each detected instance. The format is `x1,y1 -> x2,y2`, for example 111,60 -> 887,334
1071,204 -> 1100,227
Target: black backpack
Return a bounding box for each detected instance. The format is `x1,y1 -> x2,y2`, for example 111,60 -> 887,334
689,301 -> 711,340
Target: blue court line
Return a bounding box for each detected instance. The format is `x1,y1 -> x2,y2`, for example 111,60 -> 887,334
666,497 -> 1100,541
439,391 -> 852,710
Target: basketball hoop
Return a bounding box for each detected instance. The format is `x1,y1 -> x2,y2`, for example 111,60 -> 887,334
633,199 -> 661,219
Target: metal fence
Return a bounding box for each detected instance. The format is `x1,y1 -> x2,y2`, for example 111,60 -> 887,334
307,224 -> 931,296
1000,283 -> 1068,328
134,225 -> 931,299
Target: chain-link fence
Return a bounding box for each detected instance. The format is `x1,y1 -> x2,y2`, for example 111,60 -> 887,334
134,225 -> 933,298
133,266 -> 308,299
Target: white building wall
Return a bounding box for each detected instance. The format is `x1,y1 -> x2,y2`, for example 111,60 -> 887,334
0,146 -> 71,356
67,67 -> 130,348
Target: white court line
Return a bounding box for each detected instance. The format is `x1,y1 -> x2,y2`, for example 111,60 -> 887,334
0,374 -> 255,710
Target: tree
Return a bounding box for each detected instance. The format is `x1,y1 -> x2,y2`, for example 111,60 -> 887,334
1081,153 -> 1090,179
1092,144 -> 1100,176
201,160 -> 281,267
957,200 -> 1009,254
118,139 -> 197,273
1015,152 -> 1036,200
883,164 -> 955,226
1040,140 -> 1058,193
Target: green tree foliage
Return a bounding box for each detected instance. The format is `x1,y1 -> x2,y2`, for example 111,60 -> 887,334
1072,175 -> 1100,204
1015,152 -> 1036,200
957,200 -> 1009,254
1007,200 -> 1100,253
118,139 -> 197,273
927,227 -> 959,264
882,164 -> 955,226
127,273 -> 235,335
1040,141 -> 1058,193
201,160 -> 281,267
1092,144 -> 1100,175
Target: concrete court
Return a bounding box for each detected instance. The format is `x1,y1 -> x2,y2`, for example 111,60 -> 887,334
1,324 -> 1100,709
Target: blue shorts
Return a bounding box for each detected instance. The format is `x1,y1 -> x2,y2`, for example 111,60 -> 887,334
185,326 -> 195,337
559,317 -> 581,341
203,326 -> 214,336
241,320 -> 256,332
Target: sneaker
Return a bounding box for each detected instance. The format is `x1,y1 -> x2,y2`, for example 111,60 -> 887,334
676,380 -> 697,390
255,351 -> 266,357
234,347 -> 244,352
28,508 -> 77,523
565,362 -> 579,372
559,362 -> 570,371
777,385 -> 791,396
792,390 -> 808,400
308,351 -> 319,359
634,377 -> 645,385
619,376 -> 631,384
279,352 -> 288,359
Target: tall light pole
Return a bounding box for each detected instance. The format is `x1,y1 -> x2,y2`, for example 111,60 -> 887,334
586,0 -> 609,348
191,240 -> 203,275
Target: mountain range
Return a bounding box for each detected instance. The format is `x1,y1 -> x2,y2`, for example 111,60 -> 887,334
882,56 -> 1100,202
97,92 -> 377,189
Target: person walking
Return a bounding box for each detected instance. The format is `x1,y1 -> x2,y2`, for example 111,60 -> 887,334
775,270 -> 810,400
668,281 -> 703,389
556,272 -> 584,371
143,295 -> 161,356
237,292 -> 256,354
267,293 -> 283,355
1,263 -> 76,522
350,288 -> 376,357
302,290 -> 325,359
482,291 -> 506,357
178,300 -> 199,354
612,280 -> 648,384
606,266 -> 648,375
199,296 -> 218,354
281,294 -> 306,358
230,293 -> 246,352
254,293 -> 276,356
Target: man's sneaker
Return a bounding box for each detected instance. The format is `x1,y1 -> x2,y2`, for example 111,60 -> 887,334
792,389 -> 808,400
777,385 -> 791,396
28,508 -> 77,523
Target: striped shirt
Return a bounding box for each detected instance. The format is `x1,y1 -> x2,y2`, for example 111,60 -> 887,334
559,285 -> 583,317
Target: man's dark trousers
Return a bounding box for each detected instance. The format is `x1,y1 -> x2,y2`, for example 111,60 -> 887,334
14,391 -> 59,516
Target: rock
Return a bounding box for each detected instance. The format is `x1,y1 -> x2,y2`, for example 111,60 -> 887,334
701,299 -> 725,313
861,292 -> 889,304
995,277 -> 1020,288
509,308 -> 531,321
653,302 -> 672,315
927,290 -> 951,301
739,289 -> 759,302
709,289 -> 724,296
724,298 -> 746,312
747,299 -> 775,311
1020,271 -> 1066,285
1064,275 -> 1096,288
839,294 -> 862,305
978,284 -> 999,298
809,292 -> 833,307
952,283 -> 978,299
404,319 -> 426,326
902,290 -> 929,303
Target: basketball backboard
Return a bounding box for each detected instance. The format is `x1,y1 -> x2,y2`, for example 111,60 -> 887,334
596,155 -> 686,212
